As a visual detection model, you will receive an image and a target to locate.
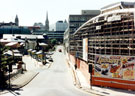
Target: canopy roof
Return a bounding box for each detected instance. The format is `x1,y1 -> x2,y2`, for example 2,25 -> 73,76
5,42 -> 18,46
39,43 -> 48,46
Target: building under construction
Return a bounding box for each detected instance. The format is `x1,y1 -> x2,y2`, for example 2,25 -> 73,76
70,2 -> 135,90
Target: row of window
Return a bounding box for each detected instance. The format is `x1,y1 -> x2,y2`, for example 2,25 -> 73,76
0,28 -> 31,34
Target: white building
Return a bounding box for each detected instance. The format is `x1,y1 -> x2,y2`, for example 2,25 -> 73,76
54,20 -> 68,31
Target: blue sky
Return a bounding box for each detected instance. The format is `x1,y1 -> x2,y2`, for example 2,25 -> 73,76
0,0 -> 134,26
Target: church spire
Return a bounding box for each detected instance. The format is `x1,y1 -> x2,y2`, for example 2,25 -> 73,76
45,12 -> 49,31
15,15 -> 19,26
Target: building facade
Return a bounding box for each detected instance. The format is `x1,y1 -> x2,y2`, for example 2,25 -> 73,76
33,20 -> 68,42
0,22 -> 31,39
64,10 -> 100,54
55,20 -> 68,31
71,1 -> 135,90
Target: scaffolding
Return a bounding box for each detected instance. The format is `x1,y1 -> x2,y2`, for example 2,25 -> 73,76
72,9 -> 135,64
70,2 -> 135,90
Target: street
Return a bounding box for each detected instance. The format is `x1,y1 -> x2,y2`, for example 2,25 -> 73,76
3,45 -> 91,96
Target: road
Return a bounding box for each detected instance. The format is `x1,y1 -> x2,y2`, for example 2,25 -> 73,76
3,45 -> 91,96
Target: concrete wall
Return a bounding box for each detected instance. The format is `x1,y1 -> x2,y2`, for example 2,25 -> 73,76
79,60 -> 90,84
69,54 -> 90,84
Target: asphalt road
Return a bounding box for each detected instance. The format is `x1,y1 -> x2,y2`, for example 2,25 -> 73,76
3,45 -> 91,96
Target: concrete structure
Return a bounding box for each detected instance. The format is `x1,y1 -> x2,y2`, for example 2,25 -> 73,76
69,1 -> 135,90
0,22 -> 31,38
2,34 -> 46,50
33,31 -> 64,42
63,28 -> 69,52
101,1 -> 135,14
33,20 -> 68,42
64,10 -> 100,54
52,20 -> 68,42
3,34 -> 45,41
34,22 -> 44,27
81,10 -> 100,15
55,20 -> 68,31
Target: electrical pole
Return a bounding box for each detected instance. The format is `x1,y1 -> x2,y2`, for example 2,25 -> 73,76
88,64 -> 93,89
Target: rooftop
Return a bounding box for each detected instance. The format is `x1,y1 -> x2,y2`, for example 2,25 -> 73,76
3,34 -> 45,40
101,1 -> 135,13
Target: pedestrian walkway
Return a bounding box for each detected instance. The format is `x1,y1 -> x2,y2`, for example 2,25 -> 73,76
9,55 -> 52,89
0,71 -> 39,95
11,71 -> 39,89
11,55 -> 52,87
66,56 -> 135,96
0,55 -> 52,95
22,55 -> 43,70
75,69 -> 135,96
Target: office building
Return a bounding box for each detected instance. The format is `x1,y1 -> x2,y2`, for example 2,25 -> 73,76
55,20 -> 68,31
64,10 -> 100,53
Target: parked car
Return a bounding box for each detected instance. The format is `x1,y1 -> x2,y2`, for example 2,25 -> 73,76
48,58 -> 53,62
59,49 -> 62,52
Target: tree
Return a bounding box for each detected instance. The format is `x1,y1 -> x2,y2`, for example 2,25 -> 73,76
50,39 -> 57,45
0,44 -> 8,89
0,44 -> 13,89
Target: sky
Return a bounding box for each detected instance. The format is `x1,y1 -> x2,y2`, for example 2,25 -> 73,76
0,0 -> 135,26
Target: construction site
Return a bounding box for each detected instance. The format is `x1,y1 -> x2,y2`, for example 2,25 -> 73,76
69,2 -> 135,90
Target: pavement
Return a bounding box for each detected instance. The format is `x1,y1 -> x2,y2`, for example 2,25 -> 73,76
66,55 -> 135,96
10,71 -> 39,89
11,55 -> 52,89
0,55 -> 52,95
75,69 -> 135,96
1,51 -> 135,96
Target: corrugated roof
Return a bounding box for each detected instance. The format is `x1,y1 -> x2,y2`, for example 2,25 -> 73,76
3,34 -> 44,39
0,38 -> 24,43
5,42 -> 18,46
39,43 -> 48,46
101,1 -> 135,11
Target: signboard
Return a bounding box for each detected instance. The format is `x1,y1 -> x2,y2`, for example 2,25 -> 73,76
83,38 -> 88,61
94,55 -> 135,80
107,15 -> 121,22
96,26 -> 101,30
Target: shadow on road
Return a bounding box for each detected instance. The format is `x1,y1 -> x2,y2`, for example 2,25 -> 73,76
0,85 -> 23,96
